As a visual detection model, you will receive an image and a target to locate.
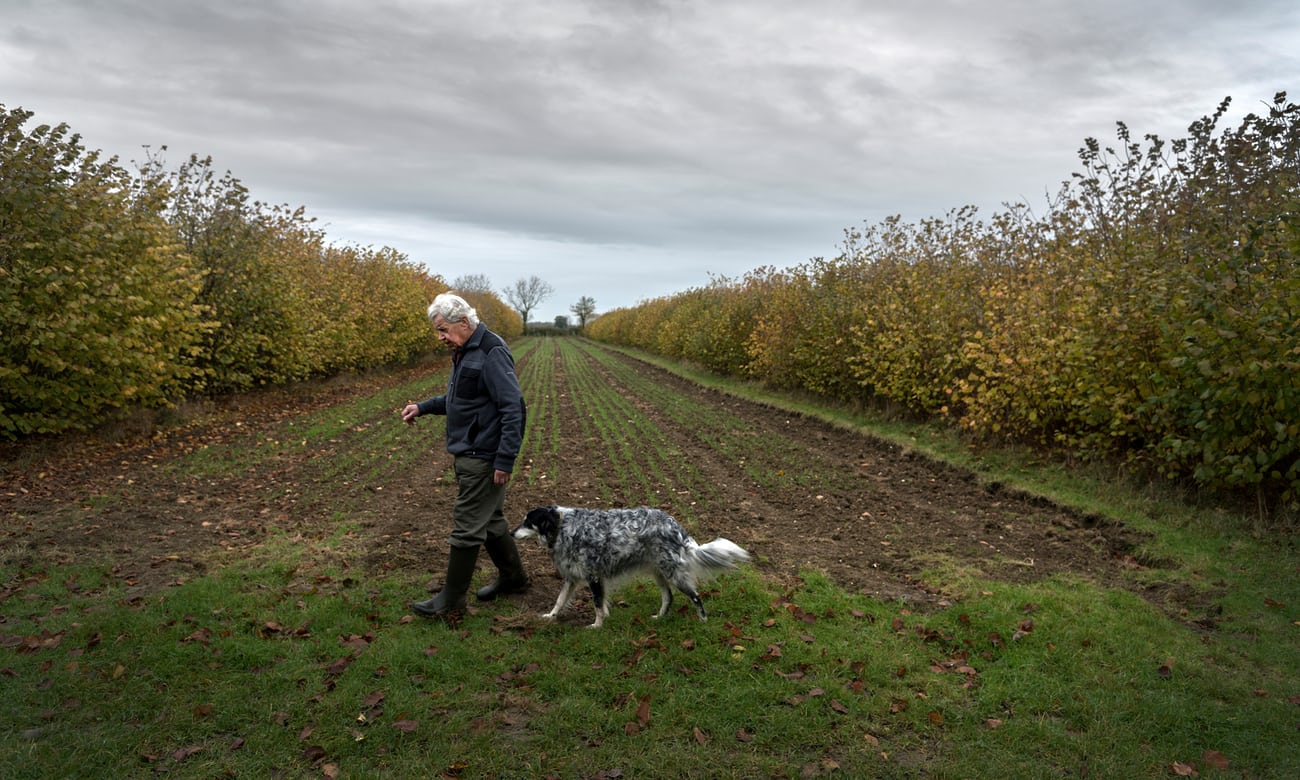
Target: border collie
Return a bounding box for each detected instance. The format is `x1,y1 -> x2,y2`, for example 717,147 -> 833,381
512,505 -> 751,628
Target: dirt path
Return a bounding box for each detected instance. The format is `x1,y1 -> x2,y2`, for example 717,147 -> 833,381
1,342 -> 1162,622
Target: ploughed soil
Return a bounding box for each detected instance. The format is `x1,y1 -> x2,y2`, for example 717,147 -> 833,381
1,344 -> 1184,625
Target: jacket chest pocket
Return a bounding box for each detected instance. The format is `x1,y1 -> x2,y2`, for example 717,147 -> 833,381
456,368 -> 483,399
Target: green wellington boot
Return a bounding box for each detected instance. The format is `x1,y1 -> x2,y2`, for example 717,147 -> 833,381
475,533 -> 529,601
412,545 -> 479,616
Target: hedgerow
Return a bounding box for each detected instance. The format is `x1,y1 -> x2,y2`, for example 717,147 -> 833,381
589,92 -> 1300,515
0,105 -> 519,437
0,109 -> 207,435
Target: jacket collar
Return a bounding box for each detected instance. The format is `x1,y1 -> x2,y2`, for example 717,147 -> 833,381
453,322 -> 487,363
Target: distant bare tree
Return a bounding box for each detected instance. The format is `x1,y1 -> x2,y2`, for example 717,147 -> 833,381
570,296 -> 597,329
452,273 -> 493,293
502,275 -> 554,331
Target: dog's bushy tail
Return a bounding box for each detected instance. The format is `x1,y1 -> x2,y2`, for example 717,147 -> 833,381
689,538 -> 751,579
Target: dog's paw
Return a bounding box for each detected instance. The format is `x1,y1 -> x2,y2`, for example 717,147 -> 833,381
540,612 -> 557,620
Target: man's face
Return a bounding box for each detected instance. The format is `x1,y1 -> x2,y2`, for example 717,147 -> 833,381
432,314 -> 474,348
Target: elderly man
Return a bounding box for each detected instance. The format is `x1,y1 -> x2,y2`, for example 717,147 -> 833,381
401,293 -> 528,616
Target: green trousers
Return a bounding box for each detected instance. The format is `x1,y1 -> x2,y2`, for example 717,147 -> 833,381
449,456 -> 510,548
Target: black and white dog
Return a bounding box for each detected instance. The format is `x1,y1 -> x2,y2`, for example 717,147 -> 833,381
512,505 -> 751,628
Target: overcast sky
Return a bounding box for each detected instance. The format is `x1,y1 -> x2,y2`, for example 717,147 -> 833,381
3,1 -> 1296,322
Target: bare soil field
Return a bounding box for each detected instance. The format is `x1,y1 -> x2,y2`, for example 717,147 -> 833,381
1,341 -> 1170,622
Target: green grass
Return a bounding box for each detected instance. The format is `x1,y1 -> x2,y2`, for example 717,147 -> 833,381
8,553 -> 1292,778
3,338 -> 1297,778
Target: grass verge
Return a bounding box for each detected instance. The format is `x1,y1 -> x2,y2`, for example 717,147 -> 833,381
5,549 -> 1294,778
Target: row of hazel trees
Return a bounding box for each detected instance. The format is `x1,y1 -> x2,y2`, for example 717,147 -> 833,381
589,93 -> 1299,517
1,105 -> 512,437
1,109 -> 207,435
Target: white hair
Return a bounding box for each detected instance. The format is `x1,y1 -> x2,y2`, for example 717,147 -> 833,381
427,292 -> 480,327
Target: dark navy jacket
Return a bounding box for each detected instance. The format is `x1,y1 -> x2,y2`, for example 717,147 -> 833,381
416,323 -> 525,473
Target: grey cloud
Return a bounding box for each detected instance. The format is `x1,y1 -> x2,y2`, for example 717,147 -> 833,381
2,0 -> 1296,319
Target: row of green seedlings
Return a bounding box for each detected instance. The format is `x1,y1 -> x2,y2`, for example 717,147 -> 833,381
554,339 -> 710,516
553,338 -> 654,505
512,337 -> 563,487
576,340 -> 816,496
280,375 -> 451,506
263,338 -> 544,504
160,370 -> 449,517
